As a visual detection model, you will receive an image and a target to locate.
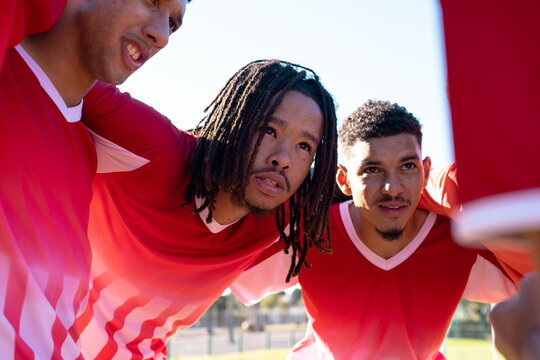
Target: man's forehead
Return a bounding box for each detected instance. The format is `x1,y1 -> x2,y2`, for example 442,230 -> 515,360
348,134 -> 421,163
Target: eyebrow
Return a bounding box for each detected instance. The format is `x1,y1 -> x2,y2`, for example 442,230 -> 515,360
269,117 -> 321,145
400,155 -> 421,163
359,155 -> 420,167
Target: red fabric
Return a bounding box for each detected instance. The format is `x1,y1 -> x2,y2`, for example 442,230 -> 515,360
0,0 -> 66,70
0,48 -> 95,358
440,0 -> 540,202
419,163 -> 534,281
77,83 -> 283,359
296,204 -> 481,360
418,163 -> 460,219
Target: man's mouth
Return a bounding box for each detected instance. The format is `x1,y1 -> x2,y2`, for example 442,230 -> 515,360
377,202 -> 409,216
262,178 -> 279,187
126,42 -> 141,62
253,171 -> 289,196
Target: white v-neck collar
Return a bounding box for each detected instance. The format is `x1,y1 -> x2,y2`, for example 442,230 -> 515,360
339,200 -> 437,271
195,196 -> 239,233
15,44 -> 82,123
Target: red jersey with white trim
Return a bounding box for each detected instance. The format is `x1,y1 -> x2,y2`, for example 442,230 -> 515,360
1,0 -> 66,70
232,201 -> 517,360
419,162 -> 534,282
0,47 -> 96,359
439,0 -> 540,242
76,83 -> 282,359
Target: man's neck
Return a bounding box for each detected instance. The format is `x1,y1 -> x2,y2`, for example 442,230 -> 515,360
20,5 -> 94,107
210,191 -> 251,226
350,203 -> 429,259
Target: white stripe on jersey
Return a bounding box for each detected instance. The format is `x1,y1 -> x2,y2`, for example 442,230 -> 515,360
0,254 -> 15,357
0,253 -> 9,314
82,266 -> 204,358
19,268 -> 56,359
56,276 -> 80,328
0,313 -> 16,358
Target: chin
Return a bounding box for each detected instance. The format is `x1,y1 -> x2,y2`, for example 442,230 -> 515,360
245,199 -> 280,217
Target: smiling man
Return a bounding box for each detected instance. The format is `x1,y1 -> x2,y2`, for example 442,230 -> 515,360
232,100 -> 518,359
0,0 -> 189,358
75,60 -> 337,359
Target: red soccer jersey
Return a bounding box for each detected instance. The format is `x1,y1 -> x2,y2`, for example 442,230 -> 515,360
0,46 -> 96,358
418,162 -> 534,283
1,0 -> 66,70
232,201 -> 516,360
76,83 -> 284,359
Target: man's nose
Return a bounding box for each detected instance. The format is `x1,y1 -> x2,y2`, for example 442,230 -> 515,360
381,172 -> 403,196
143,12 -> 170,53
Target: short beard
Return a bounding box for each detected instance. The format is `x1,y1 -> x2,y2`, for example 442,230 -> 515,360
375,227 -> 404,241
229,191 -> 277,218
245,202 -> 277,218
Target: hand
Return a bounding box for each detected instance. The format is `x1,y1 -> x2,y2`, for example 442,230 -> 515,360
491,272 -> 540,360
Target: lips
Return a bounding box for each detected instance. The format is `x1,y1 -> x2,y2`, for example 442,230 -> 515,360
123,39 -> 149,71
377,202 -> 408,217
254,172 -> 288,196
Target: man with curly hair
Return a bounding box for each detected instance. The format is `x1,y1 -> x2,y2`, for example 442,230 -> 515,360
232,100 -> 518,359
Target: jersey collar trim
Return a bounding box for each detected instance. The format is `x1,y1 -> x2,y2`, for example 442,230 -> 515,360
15,45 -> 83,123
339,200 -> 437,270
195,196 -> 239,233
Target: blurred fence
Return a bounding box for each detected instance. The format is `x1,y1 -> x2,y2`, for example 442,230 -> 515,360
167,325 -> 306,358
166,298 -> 494,358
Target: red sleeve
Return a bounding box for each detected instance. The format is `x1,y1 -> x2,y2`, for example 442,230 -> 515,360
418,162 -> 460,219
418,162 -> 534,281
0,0 -> 66,70
82,81 -> 180,161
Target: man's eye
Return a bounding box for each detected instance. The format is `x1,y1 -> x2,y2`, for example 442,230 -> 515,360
265,127 -> 275,136
402,163 -> 415,170
298,142 -> 311,152
364,167 -> 379,174
169,18 -> 177,33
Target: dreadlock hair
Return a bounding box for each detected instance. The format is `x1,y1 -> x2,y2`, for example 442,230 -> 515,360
184,59 -> 338,281
339,99 -> 422,159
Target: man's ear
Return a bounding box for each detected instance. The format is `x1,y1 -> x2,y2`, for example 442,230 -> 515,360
336,164 -> 352,196
422,156 -> 431,187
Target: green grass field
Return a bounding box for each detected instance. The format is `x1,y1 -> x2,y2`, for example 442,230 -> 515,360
172,337 -> 500,360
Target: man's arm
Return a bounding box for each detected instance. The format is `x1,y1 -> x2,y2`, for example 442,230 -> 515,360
461,251 -> 518,303
418,162 -> 459,218
490,272 -> 540,360
230,245 -> 298,306
1,0 -> 67,70
82,82 -> 190,173
419,162 -> 535,281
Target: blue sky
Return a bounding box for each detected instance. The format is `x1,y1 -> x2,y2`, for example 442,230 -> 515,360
120,0 -> 453,166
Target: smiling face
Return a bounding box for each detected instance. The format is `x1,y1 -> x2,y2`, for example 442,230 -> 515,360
76,0 -> 187,84
241,90 -> 323,214
337,134 -> 430,241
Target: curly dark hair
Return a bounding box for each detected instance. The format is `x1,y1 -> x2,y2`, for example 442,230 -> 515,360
184,60 -> 338,281
339,100 -> 422,158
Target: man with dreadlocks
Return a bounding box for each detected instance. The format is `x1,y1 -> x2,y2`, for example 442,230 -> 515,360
231,100 -> 519,360
73,59 -> 337,358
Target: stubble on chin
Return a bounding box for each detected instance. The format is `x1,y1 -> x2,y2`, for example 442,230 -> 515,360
375,226 -> 404,241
